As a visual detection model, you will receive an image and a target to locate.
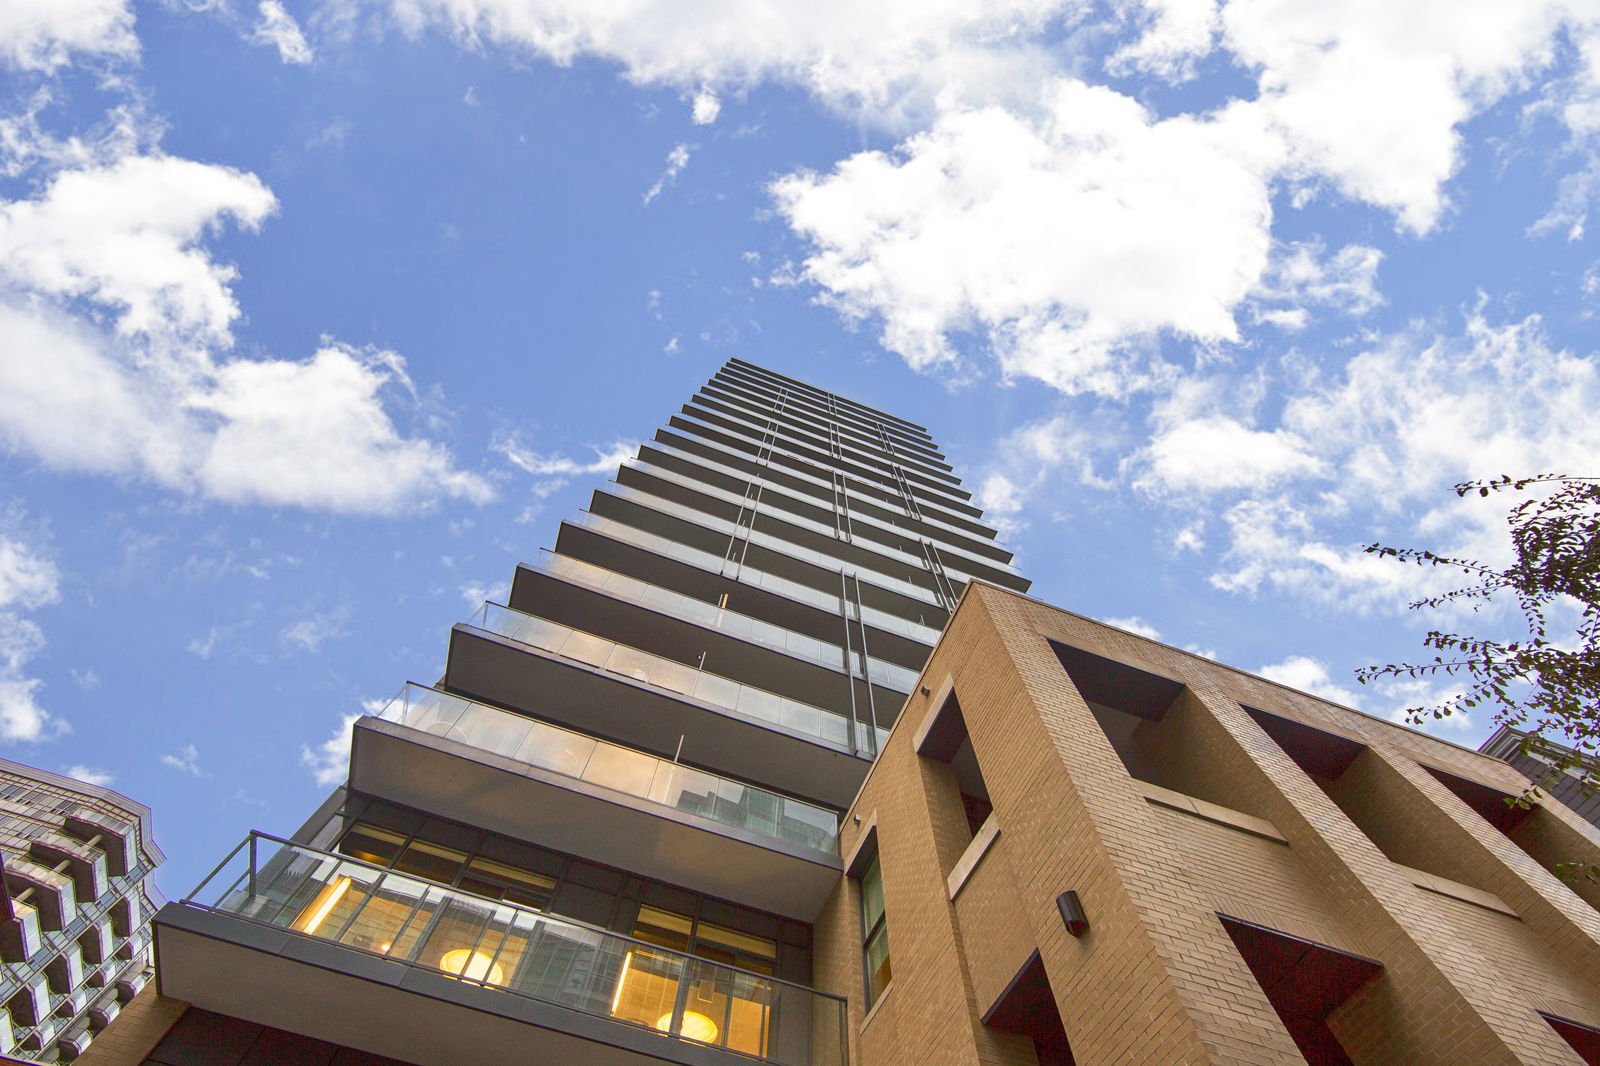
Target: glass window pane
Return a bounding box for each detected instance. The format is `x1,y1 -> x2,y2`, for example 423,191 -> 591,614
338,824 -> 405,867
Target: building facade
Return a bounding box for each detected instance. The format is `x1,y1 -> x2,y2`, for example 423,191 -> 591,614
98,359 -> 1027,1065
0,759 -> 163,1063
821,584 -> 1600,1066
1481,727 -> 1600,831
88,360 -> 1600,1065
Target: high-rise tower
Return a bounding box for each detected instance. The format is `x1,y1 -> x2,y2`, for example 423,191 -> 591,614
118,359 -> 1027,1066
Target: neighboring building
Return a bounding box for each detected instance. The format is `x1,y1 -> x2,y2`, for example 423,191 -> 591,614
1481,726 -> 1600,830
103,358 -> 1028,1065
90,360 -> 1600,1066
0,760 -> 163,1064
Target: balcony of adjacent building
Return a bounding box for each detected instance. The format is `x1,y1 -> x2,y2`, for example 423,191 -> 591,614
442,602 -> 880,807
348,684 -> 843,920
511,550 -> 918,714
153,833 -> 847,1066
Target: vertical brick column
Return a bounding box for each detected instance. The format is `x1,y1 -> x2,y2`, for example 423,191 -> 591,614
977,590 -> 1307,1066
1367,746 -> 1600,1008
1187,687 -> 1582,1065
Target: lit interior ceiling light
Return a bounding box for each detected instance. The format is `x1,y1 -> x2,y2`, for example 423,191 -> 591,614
438,948 -> 505,985
299,877 -> 351,935
659,1010 -> 719,1044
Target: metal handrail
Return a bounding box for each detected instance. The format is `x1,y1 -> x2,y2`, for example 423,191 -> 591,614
178,832 -> 847,1066
183,831 -> 843,1000
368,683 -> 840,854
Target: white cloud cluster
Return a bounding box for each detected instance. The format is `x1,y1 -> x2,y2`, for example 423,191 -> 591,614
0,526 -> 64,743
252,0 -> 313,65
161,743 -> 208,777
1257,654 -> 1362,708
0,154 -> 276,342
775,86 -> 1278,395
0,0 -> 136,72
643,143 -> 691,205
1198,313 -> 1600,606
0,147 -> 493,514
62,764 -> 113,786
300,699 -> 384,786
387,0 -> 1070,123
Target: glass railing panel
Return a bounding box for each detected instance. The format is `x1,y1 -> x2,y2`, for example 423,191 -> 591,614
183,836 -> 846,1066
376,685 -> 842,851
629,457 -> 1015,578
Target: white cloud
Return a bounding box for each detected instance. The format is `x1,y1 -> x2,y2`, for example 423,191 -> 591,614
643,143 -> 692,205
1142,416 -> 1323,493
0,526 -> 64,743
0,154 -> 276,343
0,0 -> 137,72
773,83 -> 1280,395
1258,654 -> 1362,708
62,764 -> 113,786
300,702 -> 382,787
1191,313 -> 1600,608
280,608 -> 349,653
691,88 -> 721,125
0,532 -> 60,611
1249,241 -> 1382,328
160,743 -> 207,777
1110,0 -> 1220,80
497,437 -> 636,479
460,579 -> 511,607
1104,616 -> 1163,640
252,0 -> 314,65
1219,0 -> 1577,233
386,0 -> 1070,125
192,344 -> 493,512
0,147 -> 493,515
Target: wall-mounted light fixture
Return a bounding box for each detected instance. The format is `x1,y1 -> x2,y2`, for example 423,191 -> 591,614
1057,890 -> 1089,938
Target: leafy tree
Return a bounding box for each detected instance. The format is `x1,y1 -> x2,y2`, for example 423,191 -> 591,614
1357,474 -> 1600,879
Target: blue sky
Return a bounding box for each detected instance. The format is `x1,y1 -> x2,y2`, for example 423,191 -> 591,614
3,0 -> 1600,895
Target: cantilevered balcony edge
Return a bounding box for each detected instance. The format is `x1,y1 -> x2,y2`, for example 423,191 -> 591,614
443,622 -> 874,808
348,717 -> 842,919
154,913 -> 738,1066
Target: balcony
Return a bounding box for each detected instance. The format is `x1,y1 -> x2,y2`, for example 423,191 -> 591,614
155,835 -> 846,1066
444,604 -> 878,806
349,686 -> 843,918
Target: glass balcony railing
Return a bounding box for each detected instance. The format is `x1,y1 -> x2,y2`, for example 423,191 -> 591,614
566,510 -> 945,646
629,454 -> 1017,580
182,834 -> 846,1066
644,438 -> 1008,564
372,684 -> 841,854
466,602 -> 885,757
531,547 -> 923,692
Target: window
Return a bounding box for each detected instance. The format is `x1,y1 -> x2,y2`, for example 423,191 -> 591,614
859,854 -> 891,1007
914,688 -> 993,843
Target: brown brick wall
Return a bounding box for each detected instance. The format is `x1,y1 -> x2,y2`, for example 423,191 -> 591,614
820,584 -> 1600,1066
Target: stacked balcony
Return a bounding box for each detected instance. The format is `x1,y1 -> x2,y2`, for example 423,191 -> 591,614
153,359 -> 1024,1066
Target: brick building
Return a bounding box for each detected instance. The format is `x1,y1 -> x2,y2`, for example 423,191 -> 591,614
0,759 -> 163,1063
1481,727 -> 1600,832
85,362 -> 1600,1065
